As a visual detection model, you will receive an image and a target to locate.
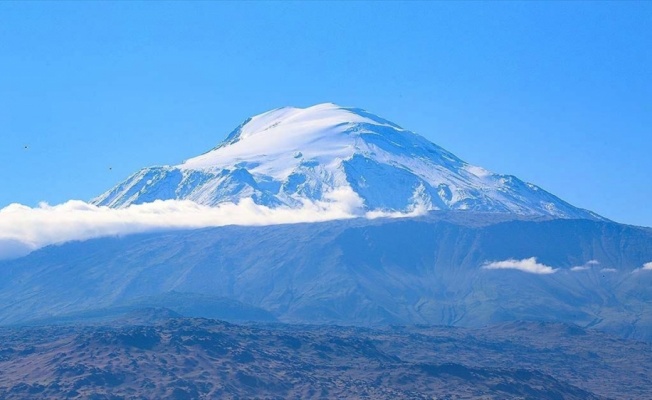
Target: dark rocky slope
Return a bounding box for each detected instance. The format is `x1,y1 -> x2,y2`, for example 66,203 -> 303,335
2,316 -> 650,399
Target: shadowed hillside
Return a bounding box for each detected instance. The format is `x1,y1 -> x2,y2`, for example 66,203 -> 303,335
1,316 -> 650,399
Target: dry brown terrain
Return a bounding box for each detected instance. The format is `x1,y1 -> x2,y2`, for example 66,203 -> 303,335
0,314 -> 650,399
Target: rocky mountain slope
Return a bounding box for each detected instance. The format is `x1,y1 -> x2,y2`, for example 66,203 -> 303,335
2,213 -> 651,340
2,317 -> 650,399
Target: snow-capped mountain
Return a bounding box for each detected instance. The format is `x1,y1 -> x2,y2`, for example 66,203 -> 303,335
93,103 -> 601,220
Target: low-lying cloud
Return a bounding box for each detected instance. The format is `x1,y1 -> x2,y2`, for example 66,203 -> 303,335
0,189 -> 426,260
482,257 -> 557,274
632,262 -> 652,273
570,259 -> 600,272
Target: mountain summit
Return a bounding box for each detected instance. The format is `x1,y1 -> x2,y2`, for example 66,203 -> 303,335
93,103 -> 600,219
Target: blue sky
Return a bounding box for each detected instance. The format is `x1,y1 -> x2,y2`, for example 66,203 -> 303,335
1,1 -> 650,226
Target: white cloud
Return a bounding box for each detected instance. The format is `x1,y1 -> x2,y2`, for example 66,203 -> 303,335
632,262 -> 652,273
0,189 -> 426,260
601,268 -> 617,273
482,257 -> 557,274
570,260 -> 600,272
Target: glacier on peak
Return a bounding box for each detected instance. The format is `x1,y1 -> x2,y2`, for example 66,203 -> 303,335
92,103 -> 602,220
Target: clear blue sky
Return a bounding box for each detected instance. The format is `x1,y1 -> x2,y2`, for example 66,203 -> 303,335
1,1 -> 650,226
